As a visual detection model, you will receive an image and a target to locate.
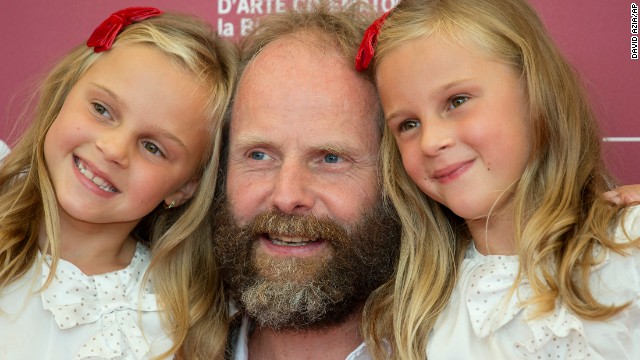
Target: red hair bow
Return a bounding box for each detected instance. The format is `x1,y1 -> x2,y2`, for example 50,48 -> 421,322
87,7 -> 163,53
355,10 -> 391,72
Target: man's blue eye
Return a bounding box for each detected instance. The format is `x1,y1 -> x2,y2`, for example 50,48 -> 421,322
324,154 -> 340,163
250,151 -> 266,160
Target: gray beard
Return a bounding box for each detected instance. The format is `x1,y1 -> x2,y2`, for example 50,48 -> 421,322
212,199 -> 401,331
238,257 -> 344,329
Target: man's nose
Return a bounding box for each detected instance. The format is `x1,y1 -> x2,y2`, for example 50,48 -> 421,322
269,160 -> 315,214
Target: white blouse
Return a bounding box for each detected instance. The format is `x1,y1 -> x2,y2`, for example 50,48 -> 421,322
0,242 -> 173,359
0,139 -> 9,161
428,206 -> 640,359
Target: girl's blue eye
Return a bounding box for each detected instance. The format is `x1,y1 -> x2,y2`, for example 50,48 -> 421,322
449,96 -> 468,109
324,154 -> 341,163
399,120 -> 420,132
142,141 -> 163,157
93,103 -> 112,119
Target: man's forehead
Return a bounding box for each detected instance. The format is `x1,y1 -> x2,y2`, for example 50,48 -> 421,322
244,31 -> 346,72
234,37 -> 378,122
238,35 -> 372,96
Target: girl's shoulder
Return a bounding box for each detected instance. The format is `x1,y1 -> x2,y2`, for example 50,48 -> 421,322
0,139 -> 10,162
0,242 -> 170,359
440,211 -> 640,359
590,205 -> 640,305
613,204 -> 640,244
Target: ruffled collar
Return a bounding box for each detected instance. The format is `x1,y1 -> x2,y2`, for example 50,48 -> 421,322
40,243 -> 160,359
462,244 -> 606,359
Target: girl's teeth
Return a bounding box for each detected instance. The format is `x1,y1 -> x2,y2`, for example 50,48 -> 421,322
92,177 -> 105,186
98,184 -> 116,192
81,168 -> 94,178
75,157 -> 117,193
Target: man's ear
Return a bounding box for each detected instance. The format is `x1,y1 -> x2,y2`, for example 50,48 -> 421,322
164,177 -> 201,208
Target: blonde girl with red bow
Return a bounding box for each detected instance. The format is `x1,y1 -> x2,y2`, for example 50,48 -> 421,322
0,8 -> 236,359
356,0 -> 640,359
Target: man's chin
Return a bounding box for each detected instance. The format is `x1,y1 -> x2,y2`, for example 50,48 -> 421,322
254,250 -> 332,282
237,277 -> 360,331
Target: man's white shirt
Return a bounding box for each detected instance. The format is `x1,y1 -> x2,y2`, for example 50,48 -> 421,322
231,316 -> 372,360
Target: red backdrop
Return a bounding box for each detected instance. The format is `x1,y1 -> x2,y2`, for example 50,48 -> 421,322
1,0 -> 638,183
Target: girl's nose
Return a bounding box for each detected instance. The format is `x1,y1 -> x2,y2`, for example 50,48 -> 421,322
420,121 -> 455,156
95,130 -> 131,168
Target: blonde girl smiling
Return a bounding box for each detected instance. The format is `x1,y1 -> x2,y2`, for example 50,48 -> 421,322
0,7 -> 236,359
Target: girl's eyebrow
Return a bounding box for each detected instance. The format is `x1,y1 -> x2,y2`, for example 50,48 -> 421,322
150,126 -> 187,150
436,78 -> 474,94
90,82 -> 127,112
384,78 -> 477,122
90,82 -> 187,150
384,109 -> 403,123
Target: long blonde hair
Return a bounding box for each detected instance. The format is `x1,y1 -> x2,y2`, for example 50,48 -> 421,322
366,0 -> 637,358
0,12 -> 237,359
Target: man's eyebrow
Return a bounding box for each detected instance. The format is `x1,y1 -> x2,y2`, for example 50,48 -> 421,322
232,136 -> 355,155
232,135 -> 271,149
316,144 -> 351,155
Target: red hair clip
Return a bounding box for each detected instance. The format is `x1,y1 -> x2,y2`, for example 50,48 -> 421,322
355,10 -> 391,72
87,7 -> 163,53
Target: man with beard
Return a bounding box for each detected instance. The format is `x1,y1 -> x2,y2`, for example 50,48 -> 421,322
212,4 -> 401,360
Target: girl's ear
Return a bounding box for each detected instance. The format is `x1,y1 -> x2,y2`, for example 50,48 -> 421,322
164,177 -> 200,208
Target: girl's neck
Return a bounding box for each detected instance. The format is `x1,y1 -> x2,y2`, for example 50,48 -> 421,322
466,206 -> 517,256
39,209 -> 139,275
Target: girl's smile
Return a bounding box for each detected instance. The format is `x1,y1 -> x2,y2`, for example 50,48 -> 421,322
74,155 -> 118,194
430,159 -> 475,184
